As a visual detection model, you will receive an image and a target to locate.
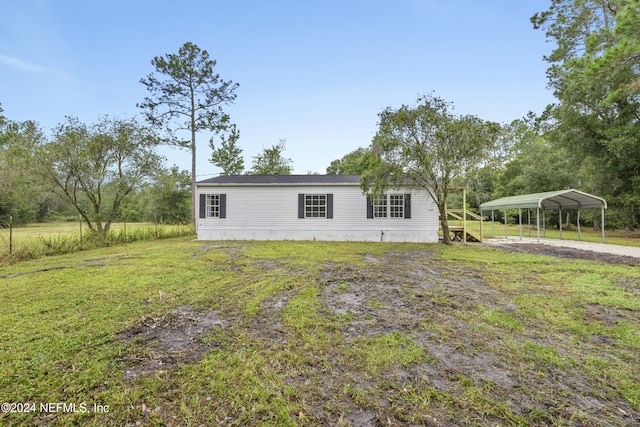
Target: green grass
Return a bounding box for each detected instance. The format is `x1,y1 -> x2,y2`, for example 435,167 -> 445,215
0,238 -> 639,425
0,221 -> 194,264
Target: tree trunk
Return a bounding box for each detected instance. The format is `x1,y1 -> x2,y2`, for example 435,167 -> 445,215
438,203 -> 452,245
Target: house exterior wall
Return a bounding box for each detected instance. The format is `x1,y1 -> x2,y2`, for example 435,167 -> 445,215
195,184 -> 439,242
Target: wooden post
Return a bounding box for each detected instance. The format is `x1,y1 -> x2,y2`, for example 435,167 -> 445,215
462,187 -> 467,243
79,216 -> 83,250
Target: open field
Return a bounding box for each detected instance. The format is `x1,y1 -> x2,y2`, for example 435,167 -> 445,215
0,222 -> 194,264
1,237 -> 639,426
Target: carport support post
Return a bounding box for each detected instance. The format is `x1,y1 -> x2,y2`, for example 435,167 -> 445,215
536,208 -> 540,243
601,205 -> 605,243
491,210 -> 495,237
559,207 -> 563,240
504,209 -> 508,239
528,209 -> 531,237
577,209 -> 582,241
518,209 -> 523,240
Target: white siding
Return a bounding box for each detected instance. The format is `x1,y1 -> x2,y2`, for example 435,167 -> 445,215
196,184 -> 439,242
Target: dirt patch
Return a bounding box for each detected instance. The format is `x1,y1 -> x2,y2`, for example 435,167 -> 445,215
488,242 -> 640,265
118,244 -> 638,425
119,305 -> 225,380
279,247 -> 639,425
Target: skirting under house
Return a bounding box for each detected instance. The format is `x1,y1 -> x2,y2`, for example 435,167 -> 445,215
195,175 -> 439,243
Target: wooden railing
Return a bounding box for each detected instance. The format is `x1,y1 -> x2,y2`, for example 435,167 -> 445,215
446,209 -> 484,242
441,187 -> 484,243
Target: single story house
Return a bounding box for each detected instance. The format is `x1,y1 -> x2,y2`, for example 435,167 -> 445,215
195,174 -> 439,242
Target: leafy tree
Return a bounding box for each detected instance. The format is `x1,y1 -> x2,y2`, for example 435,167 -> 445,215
326,147 -> 373,175
0,119 -> 47,225
362,94 -> 500,244
34,116 -> 163,238
532,0 -> 640,228
138,42 -> 239,224
209,124 -> 244,175
249,139 -> 293,175
141,166 -> 191,223
495,137 -> 576,196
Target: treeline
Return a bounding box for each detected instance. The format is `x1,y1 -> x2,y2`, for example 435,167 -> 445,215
2,1 -> 639,233
0,111 -> 192,227
328,1 -> 640,231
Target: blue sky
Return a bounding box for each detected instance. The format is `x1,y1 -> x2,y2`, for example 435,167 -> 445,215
1,0 -> 554,177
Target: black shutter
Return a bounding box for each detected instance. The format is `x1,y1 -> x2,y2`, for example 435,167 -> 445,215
298,194 -> 305,218
366,196 -> 373,219
199,194 -> 206,218
326,194 -> 333,219
219,194 -> 226,218
404,193 -> 411,219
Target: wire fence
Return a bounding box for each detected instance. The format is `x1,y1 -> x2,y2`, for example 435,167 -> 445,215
0,218 -> 194,265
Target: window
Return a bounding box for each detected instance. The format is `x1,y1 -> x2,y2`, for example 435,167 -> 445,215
389,194 -> 404,218
367,193 -> 411,219
199,193 -> 226,219
206,194 -> 220,218
373,196 -> 387,218
305,194 -> 326,217
298,194 -> 333,219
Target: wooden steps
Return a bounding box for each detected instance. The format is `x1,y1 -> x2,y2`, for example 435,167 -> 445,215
448,226 -> 483,243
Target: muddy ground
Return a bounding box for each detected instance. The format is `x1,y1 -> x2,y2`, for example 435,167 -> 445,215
120,243 -> 639,426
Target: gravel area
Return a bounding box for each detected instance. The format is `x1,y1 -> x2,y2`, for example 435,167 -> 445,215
483,236 -> 640,265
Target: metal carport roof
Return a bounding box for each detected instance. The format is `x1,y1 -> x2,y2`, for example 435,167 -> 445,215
479,189 -> 607,243
479,189 -> 607,211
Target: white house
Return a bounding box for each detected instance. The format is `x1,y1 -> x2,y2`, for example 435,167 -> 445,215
195,175 -> 439,242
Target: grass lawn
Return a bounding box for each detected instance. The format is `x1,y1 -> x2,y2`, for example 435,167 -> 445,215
0,237 -> 638,425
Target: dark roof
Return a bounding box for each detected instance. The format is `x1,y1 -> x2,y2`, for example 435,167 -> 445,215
196,174 -> 362,185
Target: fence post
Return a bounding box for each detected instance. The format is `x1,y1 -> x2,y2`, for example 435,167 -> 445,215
9,215 -> 13,255
79,216 -> 83,250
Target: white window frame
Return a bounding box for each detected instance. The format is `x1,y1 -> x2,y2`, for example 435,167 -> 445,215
373,194 -> 406,219
373,196 -> 388,218
206,194 -> 220,218
305,194 -> 327,218
389,194 -> 405,218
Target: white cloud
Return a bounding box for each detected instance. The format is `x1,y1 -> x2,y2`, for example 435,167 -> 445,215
0,53 -> 74,82
0,53 -> 46,73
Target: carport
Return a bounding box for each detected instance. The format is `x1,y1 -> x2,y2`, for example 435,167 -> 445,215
479,189 -> 607,243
